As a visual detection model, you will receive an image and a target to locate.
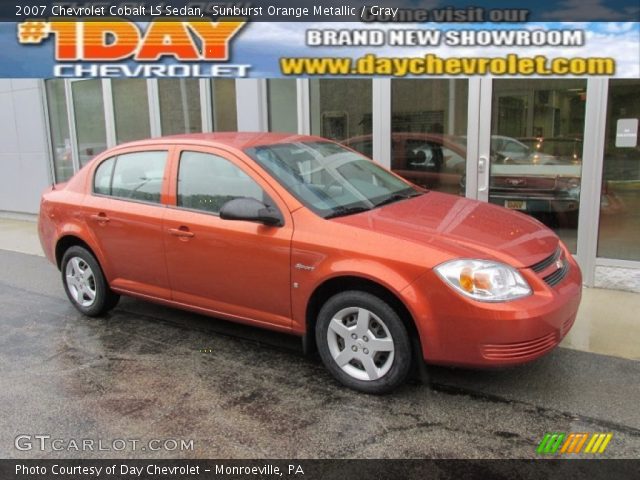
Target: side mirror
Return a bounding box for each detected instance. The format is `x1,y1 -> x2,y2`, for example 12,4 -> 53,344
219,197 -> 283,227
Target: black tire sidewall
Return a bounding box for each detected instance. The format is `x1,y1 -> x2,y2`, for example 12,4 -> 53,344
61,246 -> 115,317
316,291 -> 412,394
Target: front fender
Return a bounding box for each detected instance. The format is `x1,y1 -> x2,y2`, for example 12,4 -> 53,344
290,255 -> 426,334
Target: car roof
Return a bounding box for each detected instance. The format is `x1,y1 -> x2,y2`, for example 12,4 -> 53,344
118,132 -> 329,150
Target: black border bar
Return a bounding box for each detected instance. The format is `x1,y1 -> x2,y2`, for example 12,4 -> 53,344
2,459 -> 640,480
7,1 -> 640,22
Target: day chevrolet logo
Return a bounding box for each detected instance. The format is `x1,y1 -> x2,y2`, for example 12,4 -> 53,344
537,432 -> 613,454
17,19 -> 245,61
17,21 -> 50,43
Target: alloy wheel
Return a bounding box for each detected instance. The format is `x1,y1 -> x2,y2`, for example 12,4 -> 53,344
65,256 -> 97,307
326,307 -> 395,381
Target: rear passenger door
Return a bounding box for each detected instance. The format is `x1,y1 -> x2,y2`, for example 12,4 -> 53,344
86,148 -> 172,299
163,147 -> 293,329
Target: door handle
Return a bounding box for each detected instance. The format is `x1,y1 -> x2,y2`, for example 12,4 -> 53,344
168,227 -> 195,238
478,156 -> 489,193
89,212 -> 110,223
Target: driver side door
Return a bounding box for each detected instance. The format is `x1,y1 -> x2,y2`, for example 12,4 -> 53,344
163,147 -> 294,329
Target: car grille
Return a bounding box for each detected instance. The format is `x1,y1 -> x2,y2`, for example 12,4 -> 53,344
529,246 -> 569,287
531,247 -> 561,273
544,261 -> 570,286
481,331 -> 558,360
491,176 -> 558,191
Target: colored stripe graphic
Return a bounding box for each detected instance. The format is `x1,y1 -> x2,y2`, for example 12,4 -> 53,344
537,433 -> 565,454
538,432 -> 613,455
560,433 -> 589,453
584,433 -> 613,454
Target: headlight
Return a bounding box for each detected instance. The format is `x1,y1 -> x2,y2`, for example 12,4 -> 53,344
435,259 -> 531,302
558,177 -> 580,190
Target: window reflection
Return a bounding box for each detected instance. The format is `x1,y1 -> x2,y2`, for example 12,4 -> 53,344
71,79 -> 108,167
388,80 -> 468,196
310,79 -> 372,156
45,80 -> 73,182
212,79 -> 237,131
268,79 -> 297,133
112,79 -> 151,143
597,79 -> 640,261
158,79 -> 202,135
490,79 -> 587,252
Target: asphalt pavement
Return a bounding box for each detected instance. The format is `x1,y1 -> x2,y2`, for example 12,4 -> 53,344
0,249 -> 638,459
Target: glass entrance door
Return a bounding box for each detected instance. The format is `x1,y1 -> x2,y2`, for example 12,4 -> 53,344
481,79 -> 587,252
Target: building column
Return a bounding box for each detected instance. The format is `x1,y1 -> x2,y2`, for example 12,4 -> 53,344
235,79 -> 268,132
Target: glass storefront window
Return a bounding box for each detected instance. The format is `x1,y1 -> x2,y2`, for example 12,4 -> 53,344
45,79 -> 73,182
490,79 -> 587,252
158,79 -> 202,135
112,79 -> 151,143
71,79 -> 108,167
212,79 -> 237,131
310,79 -> 372,156
268,79 -> 297,133
597,79 -> 640,261
390,79 -> 468,196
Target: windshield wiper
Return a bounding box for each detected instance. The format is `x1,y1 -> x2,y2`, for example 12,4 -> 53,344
324,205 -> 372,219
373,191 -> 423,208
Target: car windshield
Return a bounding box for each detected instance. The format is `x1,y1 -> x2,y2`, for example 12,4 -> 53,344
245,141 -> 422,218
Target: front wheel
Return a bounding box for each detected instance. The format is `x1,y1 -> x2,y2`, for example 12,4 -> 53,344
61,246 -> 119,317
316,291 -> 412,394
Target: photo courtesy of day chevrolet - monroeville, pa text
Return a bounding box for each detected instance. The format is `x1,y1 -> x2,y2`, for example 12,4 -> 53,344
0,1 -> 639,479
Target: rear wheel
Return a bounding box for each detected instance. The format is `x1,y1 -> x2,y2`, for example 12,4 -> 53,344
316,291 -> 412,394
61,246 -> 119,316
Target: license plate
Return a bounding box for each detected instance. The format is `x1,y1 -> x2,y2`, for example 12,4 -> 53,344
505,200 -> 526,210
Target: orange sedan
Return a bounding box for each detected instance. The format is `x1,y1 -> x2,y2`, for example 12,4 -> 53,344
38,133 -> 582,393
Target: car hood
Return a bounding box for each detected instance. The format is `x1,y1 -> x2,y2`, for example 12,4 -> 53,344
333,191 -> 558,268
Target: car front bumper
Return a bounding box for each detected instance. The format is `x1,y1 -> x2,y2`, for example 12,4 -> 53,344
405,246 -> 582,367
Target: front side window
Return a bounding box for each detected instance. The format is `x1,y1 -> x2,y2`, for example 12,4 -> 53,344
93,151 -> 167,203
177,151 -> 268,214
245,142 -> 421,218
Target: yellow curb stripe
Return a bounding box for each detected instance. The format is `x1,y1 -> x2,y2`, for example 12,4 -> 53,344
597,434 -> 613,453
584,433 -> 599,453
590,434 -> 606,453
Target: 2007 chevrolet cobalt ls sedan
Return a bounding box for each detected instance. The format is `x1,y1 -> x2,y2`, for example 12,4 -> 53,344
38,133 -> 581,393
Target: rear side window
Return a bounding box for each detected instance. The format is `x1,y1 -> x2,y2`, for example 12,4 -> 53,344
177,151 -> 268,214
94,157 -> 115,195
93,151 -> 167,204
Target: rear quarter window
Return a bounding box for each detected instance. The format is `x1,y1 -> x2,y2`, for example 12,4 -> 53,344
94,157 -> 115,195
93,151 -> 167,204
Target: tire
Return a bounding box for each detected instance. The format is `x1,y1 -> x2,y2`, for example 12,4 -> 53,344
316,291 -> 412,394
61,246 -> 119,317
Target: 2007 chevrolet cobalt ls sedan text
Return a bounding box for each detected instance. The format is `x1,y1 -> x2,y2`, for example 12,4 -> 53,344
38,133 -> 581,393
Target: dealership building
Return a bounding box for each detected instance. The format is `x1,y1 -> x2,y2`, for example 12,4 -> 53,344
0,77 -> 638,291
